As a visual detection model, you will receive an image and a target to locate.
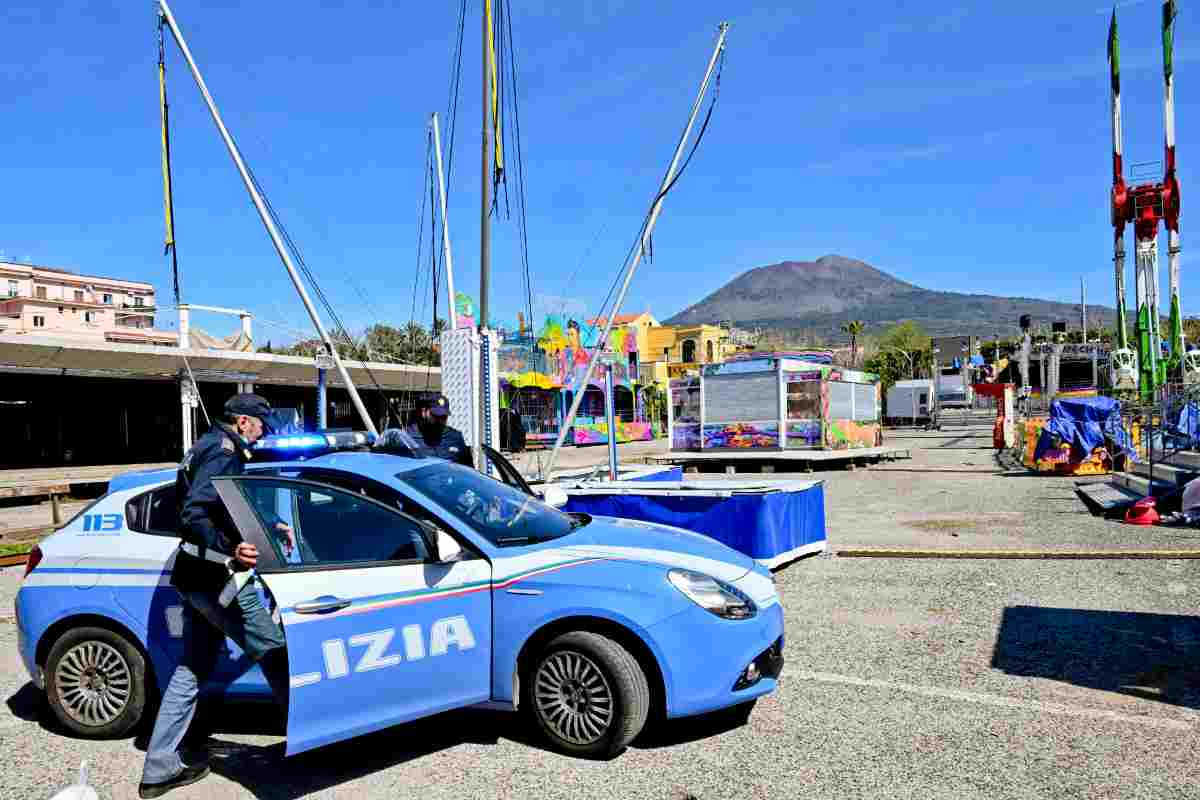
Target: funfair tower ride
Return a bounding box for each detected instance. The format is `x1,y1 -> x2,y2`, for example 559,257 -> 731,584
1109,2 -> 1192,398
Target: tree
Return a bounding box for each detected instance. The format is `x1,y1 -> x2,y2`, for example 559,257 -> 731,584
841,320 -> 865,368
877,320 -> 930,355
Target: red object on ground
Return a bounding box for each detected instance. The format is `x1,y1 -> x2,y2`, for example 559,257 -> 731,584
1124,497 -> 1160,525
993,416 -> 1005,450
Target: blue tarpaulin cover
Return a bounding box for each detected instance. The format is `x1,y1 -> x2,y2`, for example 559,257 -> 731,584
1033,396 -> 1135,462
563,482 -> 826,568
631,466 -> 683,482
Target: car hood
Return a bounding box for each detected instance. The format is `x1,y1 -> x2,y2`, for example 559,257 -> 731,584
555,515 -> 756,584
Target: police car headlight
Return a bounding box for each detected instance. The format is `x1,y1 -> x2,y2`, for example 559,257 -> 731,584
667,569 -> 756,620
325,434 -> 338,446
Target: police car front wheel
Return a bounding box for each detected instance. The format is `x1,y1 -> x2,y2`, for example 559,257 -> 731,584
524,631 -> 650,759
44,626 -> 149,739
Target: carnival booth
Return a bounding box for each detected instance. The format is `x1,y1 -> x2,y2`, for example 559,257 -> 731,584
497,315 -> 660,449
669,356 -> 882,452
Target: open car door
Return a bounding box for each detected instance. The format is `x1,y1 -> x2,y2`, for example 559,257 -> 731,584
213,474 -> 493,755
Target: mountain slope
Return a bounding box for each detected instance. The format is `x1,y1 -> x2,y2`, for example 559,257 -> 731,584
665,256 -> 1112,337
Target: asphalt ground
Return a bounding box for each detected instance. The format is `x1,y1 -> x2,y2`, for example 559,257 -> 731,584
1,427 -> 1197,798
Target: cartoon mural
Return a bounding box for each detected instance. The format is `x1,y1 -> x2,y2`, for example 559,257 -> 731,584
702,422 -> 780,449
786,420 -> 822,448
824,419 -> 880,449
574,420 -> 656,445
454,292 -> 476,330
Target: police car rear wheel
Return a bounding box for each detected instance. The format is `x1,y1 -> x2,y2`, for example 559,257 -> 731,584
45,626 -> 148,739
525,631 -> 649,758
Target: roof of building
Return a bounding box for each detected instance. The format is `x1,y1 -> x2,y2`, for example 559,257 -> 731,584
0,260 -> 154,289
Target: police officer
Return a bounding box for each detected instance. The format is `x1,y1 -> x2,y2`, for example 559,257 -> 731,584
405,393 -> 475,467
139,394 -> 291,799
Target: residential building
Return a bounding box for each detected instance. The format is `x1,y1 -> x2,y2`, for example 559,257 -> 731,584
0,261 -> 176,346
640,322 -> 736,383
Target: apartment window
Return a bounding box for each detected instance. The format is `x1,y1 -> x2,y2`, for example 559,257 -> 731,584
6,280 -> 16,297
57,306 -> 64,314
35,286 -> 46,299
102,293 -> 112,304
84,311 -> 95,324
133,296 -> 144,307
73,290 -> 84,302
33,315 -> 45,328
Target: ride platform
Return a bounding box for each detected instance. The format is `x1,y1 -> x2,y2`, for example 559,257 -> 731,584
646,445 -> 911,474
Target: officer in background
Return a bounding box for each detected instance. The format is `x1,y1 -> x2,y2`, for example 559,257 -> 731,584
376,393 -> 474,467
139,394 -> 291,799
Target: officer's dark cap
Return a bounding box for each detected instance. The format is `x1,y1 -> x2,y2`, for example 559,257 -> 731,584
422,393 -> 451,418
225,393 -> 273,422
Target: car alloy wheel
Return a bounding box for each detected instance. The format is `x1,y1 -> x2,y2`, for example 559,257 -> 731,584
53,639 -> 133,727
533,650 -> 615,746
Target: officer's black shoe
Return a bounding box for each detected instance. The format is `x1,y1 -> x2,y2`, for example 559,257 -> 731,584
138,764 -> 211,799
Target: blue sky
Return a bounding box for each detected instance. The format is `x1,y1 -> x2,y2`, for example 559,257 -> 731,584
1,1 -> 1197,342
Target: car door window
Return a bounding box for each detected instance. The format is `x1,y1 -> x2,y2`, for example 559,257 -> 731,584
235,478 -> 432,567
125,484 -> 180,537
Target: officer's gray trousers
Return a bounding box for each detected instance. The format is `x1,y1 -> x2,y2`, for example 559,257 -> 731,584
141,578 -> 289,786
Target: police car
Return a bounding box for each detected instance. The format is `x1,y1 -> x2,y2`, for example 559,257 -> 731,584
14,444 -> 783,758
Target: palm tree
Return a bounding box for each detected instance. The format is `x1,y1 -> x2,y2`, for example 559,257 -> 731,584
842,320 -> 865,367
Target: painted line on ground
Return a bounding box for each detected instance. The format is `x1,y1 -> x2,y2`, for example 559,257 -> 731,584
791,670 -> 1194,731
836,548 -> 1200,560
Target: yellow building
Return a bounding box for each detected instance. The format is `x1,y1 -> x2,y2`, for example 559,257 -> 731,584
641,323 -> 736,384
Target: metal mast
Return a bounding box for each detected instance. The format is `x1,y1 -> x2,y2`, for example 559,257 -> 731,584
431,113 -> 457,327
542,23 -> 731,479
157,0 -> 379,436
1109,8 -> 1138,393
1164,0 -> 1184,371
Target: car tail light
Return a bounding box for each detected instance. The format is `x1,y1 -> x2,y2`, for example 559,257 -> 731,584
23,545 -> 42,579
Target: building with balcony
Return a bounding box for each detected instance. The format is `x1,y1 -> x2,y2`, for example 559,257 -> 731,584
640,322 -> 739,383
0,260 -> 176,346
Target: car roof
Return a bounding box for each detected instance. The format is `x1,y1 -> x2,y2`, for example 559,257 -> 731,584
249,451 -> 448,483
107,453 -> 446,497
109,467 -> 178,493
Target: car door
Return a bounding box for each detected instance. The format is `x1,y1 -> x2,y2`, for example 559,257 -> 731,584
212,475 -> 493,756
482,444 -> 535,495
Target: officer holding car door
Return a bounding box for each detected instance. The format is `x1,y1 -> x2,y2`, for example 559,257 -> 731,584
139,393 -> 292,799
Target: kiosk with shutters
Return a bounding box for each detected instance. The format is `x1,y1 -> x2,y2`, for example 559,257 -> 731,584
669,356 -> 882,452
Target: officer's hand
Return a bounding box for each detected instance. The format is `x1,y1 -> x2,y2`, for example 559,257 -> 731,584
275,522 -> 296,555
234,542 -> 259,570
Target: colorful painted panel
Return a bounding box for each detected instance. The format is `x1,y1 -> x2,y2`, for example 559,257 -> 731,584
786,420 -> 821,448
702,422 -> 780,449
672,423 -> 701,450
825,420 -> 880,450
573,420 -> 655,445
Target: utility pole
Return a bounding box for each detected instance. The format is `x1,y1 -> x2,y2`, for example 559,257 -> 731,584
1081,276 -> 1088,342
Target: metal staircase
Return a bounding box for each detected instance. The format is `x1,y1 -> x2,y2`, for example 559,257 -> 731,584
1077,386 -> 1200,515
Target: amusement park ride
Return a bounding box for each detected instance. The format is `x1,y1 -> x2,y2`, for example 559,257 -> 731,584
1108,1 -> 1199,396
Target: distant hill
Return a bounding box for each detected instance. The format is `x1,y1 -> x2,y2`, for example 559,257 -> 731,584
664,255 -> 1113,338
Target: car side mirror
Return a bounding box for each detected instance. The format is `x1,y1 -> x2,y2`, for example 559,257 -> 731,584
540,485 -> 569,509
435,529 -> 463,563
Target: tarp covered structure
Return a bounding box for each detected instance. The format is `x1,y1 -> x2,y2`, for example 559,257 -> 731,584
1033,396 -> 1135,462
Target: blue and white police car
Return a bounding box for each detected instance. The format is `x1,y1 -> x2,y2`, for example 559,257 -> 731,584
14,445 -> 783,758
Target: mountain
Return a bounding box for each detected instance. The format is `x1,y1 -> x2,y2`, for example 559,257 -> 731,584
664,255 -> 1112,338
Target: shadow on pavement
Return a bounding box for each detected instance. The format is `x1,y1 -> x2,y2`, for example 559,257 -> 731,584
179,700 -> 754,795
201,707 -> 525,799
991,605 -> 1200,710
5,681 -> 43,722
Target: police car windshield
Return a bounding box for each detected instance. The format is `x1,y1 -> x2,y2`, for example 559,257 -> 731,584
400,463 -> 574,547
